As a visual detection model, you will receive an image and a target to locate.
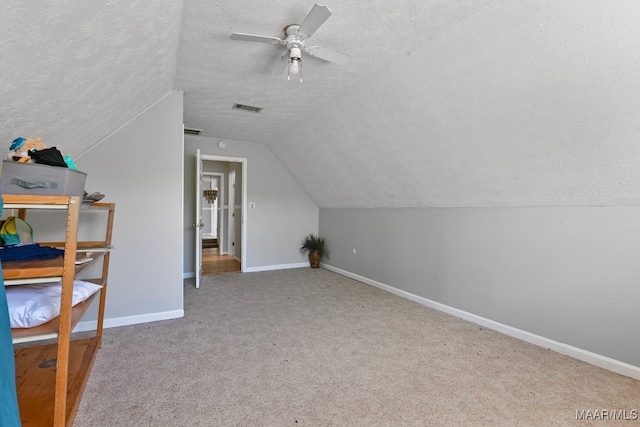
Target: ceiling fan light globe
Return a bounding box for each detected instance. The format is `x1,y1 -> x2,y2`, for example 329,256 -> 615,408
288,59 -> 300,75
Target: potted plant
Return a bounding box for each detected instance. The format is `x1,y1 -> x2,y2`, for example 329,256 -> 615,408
299,233 -> 328,268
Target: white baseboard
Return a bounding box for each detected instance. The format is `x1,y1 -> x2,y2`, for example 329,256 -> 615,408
184,272 -> 195,279
243,262 -> 308,273
322,263 -> 640,381
73,309 -> 184,333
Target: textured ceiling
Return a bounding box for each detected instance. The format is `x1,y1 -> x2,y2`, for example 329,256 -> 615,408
3,1 -> 640,208
176,0 -> 491,144
0,1 -> 181,158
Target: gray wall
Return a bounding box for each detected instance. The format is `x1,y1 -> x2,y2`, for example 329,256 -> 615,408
72,92 -> 184,324
184,135 -> 318,274
319,207 -> 640,368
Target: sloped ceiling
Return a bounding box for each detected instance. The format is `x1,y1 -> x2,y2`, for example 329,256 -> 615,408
2,1 -> 640,208
0,1 -> 181,157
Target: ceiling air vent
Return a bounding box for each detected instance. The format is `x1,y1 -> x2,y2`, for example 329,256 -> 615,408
184,127 -> 202,135
233,103 -> 263,113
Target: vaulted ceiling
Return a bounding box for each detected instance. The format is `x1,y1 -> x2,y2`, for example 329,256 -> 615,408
2,1 -> 640,208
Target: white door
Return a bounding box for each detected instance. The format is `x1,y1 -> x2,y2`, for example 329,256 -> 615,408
227,169 -> 236,257
194,149 -> 203,288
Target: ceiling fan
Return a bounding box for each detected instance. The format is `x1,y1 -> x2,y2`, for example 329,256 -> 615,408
230,3 -> 350,82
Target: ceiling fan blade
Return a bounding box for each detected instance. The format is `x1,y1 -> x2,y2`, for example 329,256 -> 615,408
305,46 -> 350,65
297,4 -> 332,39
230,33 -> 283,44
270,51 -> 288,75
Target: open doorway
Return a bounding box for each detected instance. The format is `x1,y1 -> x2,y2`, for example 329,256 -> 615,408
202,248 -> 240,275
201,172 -> 240,274
201,172 -> 222,249
195,152 -> 247,281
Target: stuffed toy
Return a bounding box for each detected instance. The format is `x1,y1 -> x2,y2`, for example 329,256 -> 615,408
9,137 -> 77,170
9,137 -> 45,163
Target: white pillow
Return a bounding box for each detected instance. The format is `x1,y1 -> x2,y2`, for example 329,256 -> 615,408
6,280 -> 103,328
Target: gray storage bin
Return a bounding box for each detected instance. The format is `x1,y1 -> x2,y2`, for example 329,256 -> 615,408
0,160 -> 87,196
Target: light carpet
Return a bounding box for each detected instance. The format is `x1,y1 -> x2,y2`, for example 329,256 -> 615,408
74,268 -> 640,426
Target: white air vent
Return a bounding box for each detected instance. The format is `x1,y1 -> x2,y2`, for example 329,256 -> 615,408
184,128 -> 202,135
233,103 -> 263,113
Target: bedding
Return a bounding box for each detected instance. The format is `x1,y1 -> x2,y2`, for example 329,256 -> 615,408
5,281 -> 102,328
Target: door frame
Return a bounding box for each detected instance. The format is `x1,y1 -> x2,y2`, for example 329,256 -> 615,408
195,150 -> 203,288
199,154 -> 247,273
227,169 -> 236,257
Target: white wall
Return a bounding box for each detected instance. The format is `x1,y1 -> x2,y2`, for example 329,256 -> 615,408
320,207 -> 640,377
184,135 -> 318,274
66,92 -> 185,326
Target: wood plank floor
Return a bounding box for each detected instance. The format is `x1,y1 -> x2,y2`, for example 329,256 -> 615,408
202,247 -> 241,275
14,337 -> 99,426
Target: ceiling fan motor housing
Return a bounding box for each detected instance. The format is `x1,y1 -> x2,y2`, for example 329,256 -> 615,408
289,46 -> 302,60
284,25 -> 305,53
284,24 -> 300,37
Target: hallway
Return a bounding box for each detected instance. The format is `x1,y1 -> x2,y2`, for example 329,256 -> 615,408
202,247 -> 241,275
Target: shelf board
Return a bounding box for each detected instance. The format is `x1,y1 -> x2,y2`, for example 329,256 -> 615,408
2,194 -> 81,208
2,195 -> 114,211
80,202 -> 115,211
14,337 -> 99,427
2,256 -> 64,280
11,291 -> 101,342
3,251 -> 107,282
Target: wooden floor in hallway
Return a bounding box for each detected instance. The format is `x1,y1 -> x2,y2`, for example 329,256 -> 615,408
202,247 -> 241,275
